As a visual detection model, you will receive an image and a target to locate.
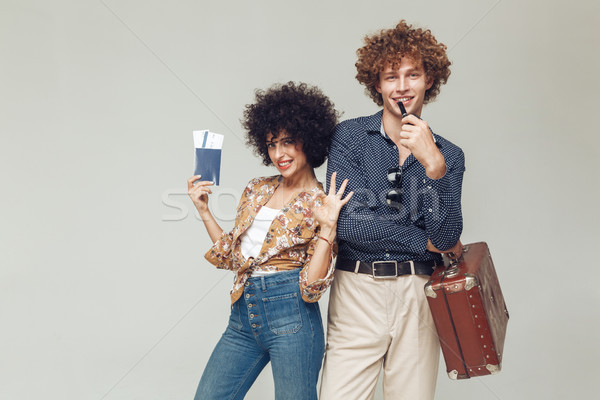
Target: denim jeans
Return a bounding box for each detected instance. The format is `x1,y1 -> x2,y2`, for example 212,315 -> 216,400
193,269 -> 325,400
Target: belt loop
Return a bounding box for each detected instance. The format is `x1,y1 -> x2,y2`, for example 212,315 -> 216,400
261,276 -> 267,292
409,260 -> 415,275
354,261 -> 360,274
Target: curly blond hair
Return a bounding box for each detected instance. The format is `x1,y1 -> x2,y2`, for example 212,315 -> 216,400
355,20 -> 451,106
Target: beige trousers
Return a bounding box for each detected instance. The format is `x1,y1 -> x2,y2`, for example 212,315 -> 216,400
319,269 -> 440,400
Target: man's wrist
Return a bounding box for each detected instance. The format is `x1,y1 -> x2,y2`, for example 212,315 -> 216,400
422,151 -> 446,180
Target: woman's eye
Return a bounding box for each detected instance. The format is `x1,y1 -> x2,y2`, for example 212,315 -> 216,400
266,143 -> 274,148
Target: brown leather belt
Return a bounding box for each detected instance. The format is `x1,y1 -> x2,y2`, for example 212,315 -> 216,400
335,258 -> 437,278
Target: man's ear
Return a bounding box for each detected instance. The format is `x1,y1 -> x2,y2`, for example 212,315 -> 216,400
375,81 -> 382,94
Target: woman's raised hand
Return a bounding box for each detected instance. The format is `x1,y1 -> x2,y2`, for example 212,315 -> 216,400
310,171 -> 353,233
187,175 -> 213,216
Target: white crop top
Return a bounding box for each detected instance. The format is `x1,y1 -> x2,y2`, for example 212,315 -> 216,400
240,206 -> 280,277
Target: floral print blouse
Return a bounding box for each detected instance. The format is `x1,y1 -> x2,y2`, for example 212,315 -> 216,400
205,175 -> 336,304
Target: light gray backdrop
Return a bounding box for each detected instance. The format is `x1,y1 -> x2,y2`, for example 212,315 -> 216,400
1,0 -> 599,399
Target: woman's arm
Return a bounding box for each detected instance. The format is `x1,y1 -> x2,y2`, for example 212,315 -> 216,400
187,175 -> 223,243
305,172 -> 352,283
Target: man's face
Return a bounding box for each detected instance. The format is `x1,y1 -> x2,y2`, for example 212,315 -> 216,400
376,56 -> 433,118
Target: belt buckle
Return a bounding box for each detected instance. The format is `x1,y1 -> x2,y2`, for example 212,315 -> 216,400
371,261 -> 398,279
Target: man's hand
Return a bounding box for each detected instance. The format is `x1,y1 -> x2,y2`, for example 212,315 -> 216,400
399,115 -> 446,179
427,239 -> 463,259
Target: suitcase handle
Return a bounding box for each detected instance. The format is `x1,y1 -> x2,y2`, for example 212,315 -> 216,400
442,245 -> 468,277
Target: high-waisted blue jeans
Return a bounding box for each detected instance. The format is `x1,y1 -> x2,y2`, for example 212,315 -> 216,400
193,269 -> 325,400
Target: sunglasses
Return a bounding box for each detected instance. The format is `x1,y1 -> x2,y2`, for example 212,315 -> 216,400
386,165 -> 403,209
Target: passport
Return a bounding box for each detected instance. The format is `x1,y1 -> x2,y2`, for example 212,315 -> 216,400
193,130 -> 224,185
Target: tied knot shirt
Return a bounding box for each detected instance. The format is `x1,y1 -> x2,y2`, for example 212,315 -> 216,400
326,110 -> 465,264
205,175 -> 336,304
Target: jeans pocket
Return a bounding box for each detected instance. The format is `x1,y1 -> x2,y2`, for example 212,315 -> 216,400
228,300 -> 244,331
263,292 -> 302,335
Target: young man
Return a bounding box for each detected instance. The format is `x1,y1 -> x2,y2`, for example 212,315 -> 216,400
321,20 -> 465,400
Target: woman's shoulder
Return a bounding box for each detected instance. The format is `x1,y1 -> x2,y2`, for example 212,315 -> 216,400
241,175 -> 280,195
245,175 -> 280,188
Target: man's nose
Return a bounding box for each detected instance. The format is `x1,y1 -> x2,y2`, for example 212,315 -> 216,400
397,76 -> 408,92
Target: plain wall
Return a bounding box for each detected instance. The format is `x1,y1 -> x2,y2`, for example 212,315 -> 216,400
1,0 -> 599,399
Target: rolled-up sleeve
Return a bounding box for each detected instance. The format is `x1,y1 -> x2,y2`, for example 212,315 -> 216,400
299,232 -> 338,303
204,178 -> 257,270
422,149 -> 465,251
204,230 -> 235,270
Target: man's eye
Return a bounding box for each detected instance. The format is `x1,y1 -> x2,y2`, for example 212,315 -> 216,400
266,143 -> 275,148
284,139 -> 296,145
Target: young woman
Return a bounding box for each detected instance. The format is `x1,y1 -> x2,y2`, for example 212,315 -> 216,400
187,82 -> 352,400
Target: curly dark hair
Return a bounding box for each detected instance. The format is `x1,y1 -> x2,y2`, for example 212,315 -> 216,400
242,82 -> 339,168
355,20 -> 451,106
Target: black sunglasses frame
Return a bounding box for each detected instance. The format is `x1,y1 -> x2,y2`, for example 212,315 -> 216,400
386,166 -> 403,209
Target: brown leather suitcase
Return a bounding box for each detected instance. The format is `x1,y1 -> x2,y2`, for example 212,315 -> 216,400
424,242 -> 509,379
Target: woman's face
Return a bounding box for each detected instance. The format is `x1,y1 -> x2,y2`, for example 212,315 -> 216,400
266,131 -> 311,180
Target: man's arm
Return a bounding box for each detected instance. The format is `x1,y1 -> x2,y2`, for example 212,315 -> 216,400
419,147 -> 465,251
400,115 -> 465,251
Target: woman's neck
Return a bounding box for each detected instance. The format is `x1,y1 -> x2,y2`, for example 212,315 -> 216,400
266,169 -> 318,209
280,168 -> 318,192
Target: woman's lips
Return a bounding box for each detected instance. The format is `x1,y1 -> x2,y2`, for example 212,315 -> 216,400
277,160 -> 292,170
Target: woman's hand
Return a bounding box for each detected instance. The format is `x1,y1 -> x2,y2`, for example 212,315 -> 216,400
187,175 -> 213,217
310,172 -> 353,238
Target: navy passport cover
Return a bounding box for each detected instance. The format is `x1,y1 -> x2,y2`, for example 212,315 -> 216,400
194,148 -> 221,185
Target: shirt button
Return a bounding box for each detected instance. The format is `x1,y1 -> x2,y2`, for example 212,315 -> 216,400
245,294 -> 251,299
423,179 -> 426,184
393,145 -> 397,149
385,253 -> 390,258
428,208 -> 433,212
427,185 -> 432,189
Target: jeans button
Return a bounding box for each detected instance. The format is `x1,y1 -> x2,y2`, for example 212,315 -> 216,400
250,314 -> 255,318
245,294 -> 250,299
251,324 -> 257,328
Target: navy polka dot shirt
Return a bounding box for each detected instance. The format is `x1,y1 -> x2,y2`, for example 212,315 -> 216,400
326,110 -> 465,264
